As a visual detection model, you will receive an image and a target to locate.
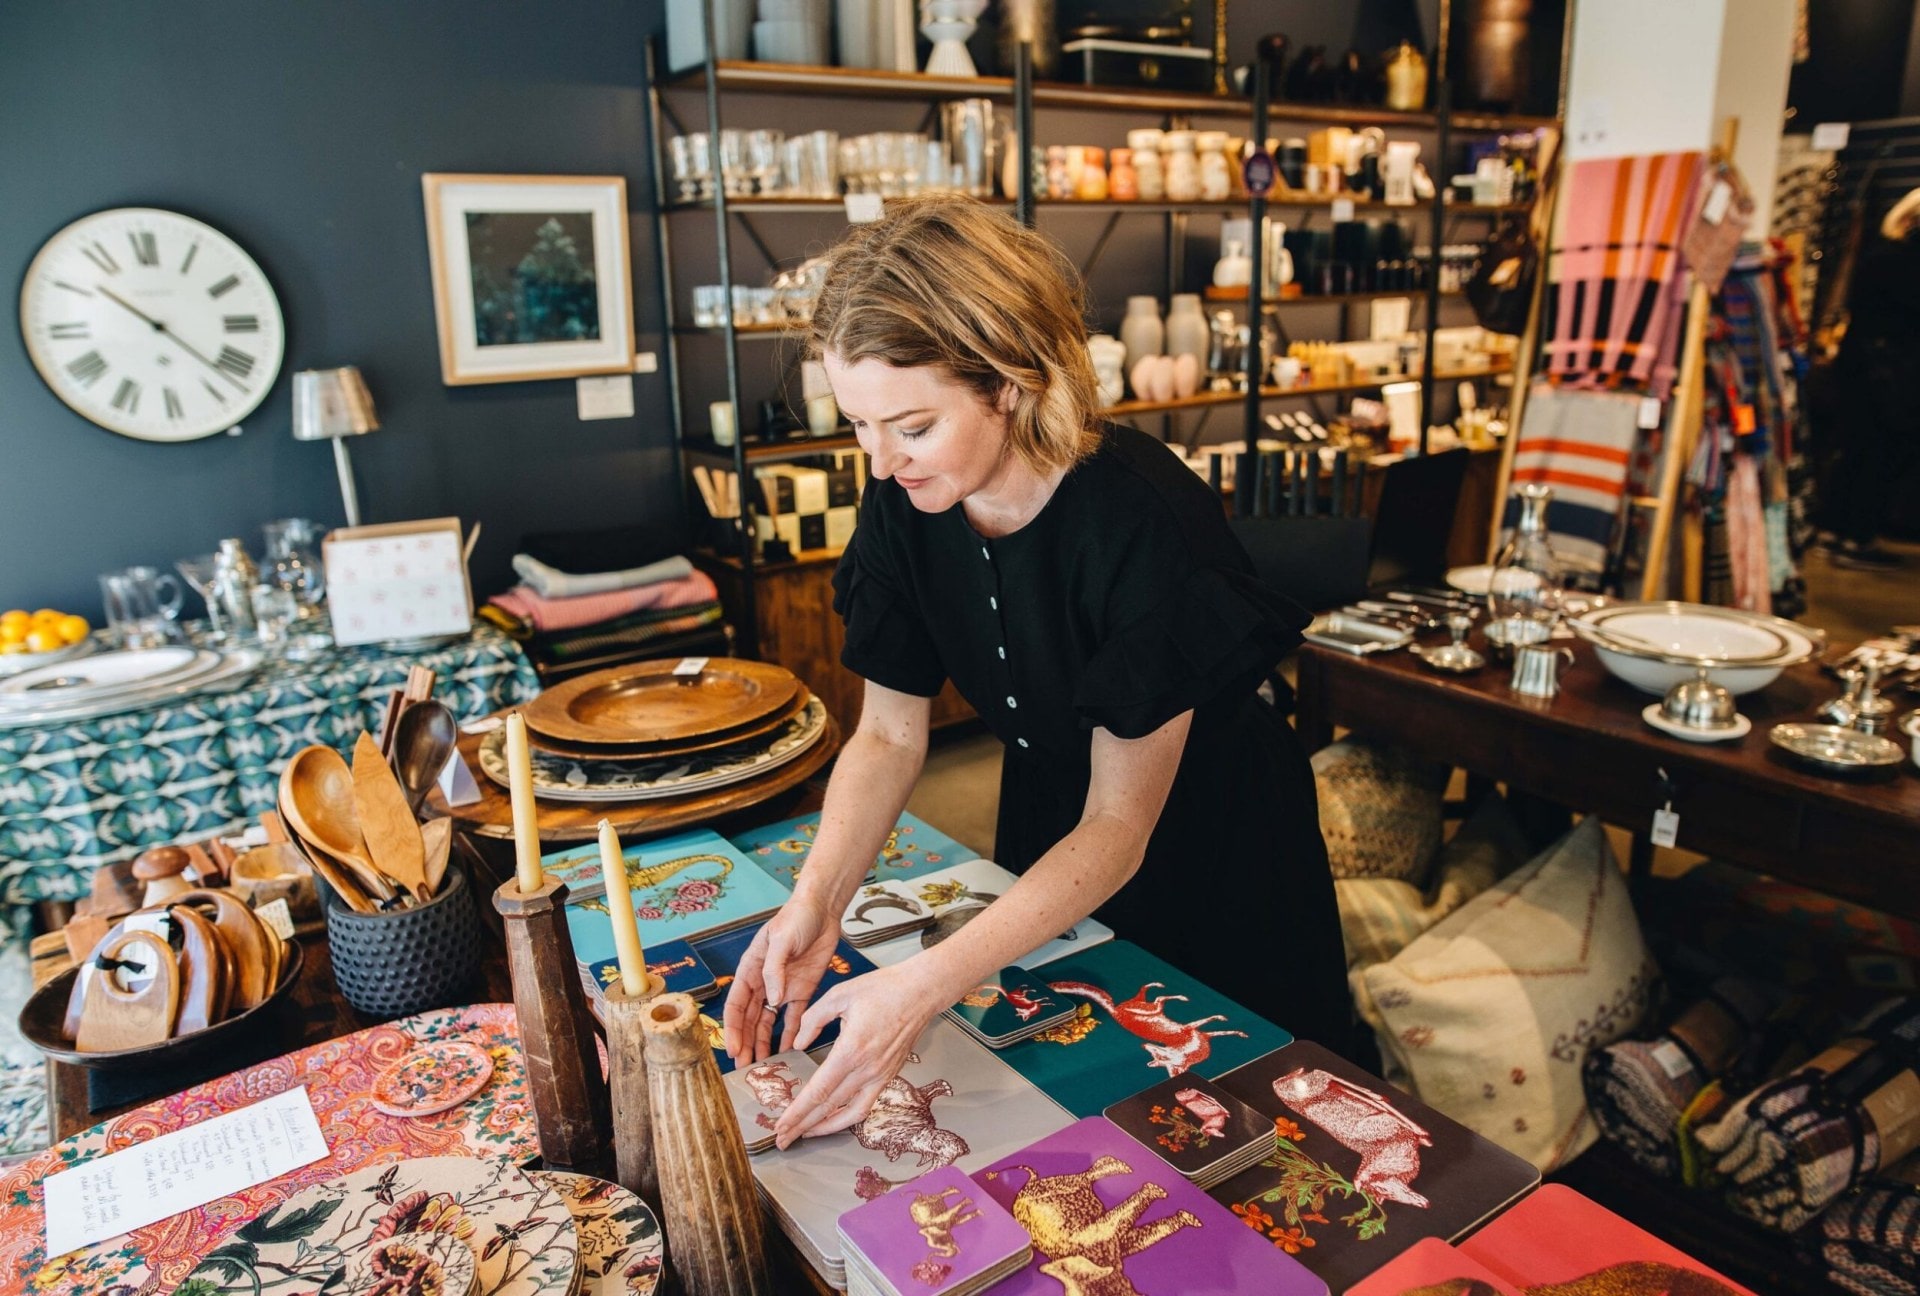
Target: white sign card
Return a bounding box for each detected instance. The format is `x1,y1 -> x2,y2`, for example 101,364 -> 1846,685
43,1086 -> 329,1258
323,517 -> 474,647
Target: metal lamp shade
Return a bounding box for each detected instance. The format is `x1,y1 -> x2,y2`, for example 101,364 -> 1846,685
291,367 -> 377,527
291,367 -> 379,441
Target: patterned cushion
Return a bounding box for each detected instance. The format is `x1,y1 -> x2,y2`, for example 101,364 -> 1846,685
1311,738 -> 1450,882
1336,792 -> 1531,968
1352,816 -> 1660,1171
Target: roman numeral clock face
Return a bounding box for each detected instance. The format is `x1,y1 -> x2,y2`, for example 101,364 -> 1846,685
19,208 -> 285,442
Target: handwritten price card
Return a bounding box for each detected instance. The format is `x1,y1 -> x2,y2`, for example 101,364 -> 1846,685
42,1086 -> 329,1257
323,516 -> 473,646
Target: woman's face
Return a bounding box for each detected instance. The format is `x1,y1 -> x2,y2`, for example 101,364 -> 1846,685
824,351 -> 1014,514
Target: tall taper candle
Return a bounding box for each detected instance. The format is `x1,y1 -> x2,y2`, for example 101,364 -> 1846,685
599,818 -> 648,996
506,712 -> 544,893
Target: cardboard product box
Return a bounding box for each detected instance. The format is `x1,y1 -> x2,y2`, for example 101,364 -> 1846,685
798,510 -> 829,553
825,463 -> 860,508
825,505 -> 858,550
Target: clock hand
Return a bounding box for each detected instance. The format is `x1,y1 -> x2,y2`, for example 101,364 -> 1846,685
97,285 -> 248,392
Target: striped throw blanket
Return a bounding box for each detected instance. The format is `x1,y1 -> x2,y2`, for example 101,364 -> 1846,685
1506,378 -> 1643,575
1544,151 -> 1708,397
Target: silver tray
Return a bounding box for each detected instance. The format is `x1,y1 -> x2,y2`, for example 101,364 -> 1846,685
1768,722 -> 1904,776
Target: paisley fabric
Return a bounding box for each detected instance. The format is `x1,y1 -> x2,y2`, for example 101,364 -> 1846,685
0,627 -> 538,913
0,1003 -> 536,1296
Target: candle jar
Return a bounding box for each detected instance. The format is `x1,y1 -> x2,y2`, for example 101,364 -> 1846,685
1163,131 -> 1201,203
1109,148 -> 1138,200
1195,131 -> 1231,201
1045,145 -> 1070,199
1077,146 -> 1109,200
1128,128 -> 1165,200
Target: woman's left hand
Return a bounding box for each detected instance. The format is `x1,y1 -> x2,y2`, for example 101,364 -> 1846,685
771,959 -> 947,1148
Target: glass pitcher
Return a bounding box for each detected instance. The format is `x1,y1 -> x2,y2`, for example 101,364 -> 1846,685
262,519 -> 326,617
1488,482 -> 1562,651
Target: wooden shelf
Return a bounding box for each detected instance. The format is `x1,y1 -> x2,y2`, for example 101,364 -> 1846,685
699,544 -> 845,573
683,434 -> 859,460
666,61 -> 1559,132
665,194 -> 1527,217
1105,361 -> 1512,416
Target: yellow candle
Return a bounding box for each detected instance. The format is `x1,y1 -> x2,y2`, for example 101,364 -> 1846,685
506,712 -> 544,893
599,818 -> 647,997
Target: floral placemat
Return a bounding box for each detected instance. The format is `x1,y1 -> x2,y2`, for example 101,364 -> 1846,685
0,1003 -> 536,1296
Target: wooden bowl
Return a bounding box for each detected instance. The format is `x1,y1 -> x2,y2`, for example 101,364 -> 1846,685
18,940 -> 304,1071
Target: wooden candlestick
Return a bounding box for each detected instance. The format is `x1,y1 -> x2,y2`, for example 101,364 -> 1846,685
493,876 -> 612,1175
602,972 -> 667,1213
642,992 -> 773,1296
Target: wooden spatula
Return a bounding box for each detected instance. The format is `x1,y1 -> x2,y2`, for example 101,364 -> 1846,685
352,732 -> 428,901
420,818 -> 454,898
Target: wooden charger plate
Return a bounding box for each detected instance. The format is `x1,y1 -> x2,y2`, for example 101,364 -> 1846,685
523,656 -> 800,746
526,687 -> 812,761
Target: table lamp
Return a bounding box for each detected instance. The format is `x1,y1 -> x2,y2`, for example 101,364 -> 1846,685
291,367 -> 378,527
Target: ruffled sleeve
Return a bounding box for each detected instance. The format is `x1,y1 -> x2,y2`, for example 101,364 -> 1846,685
1072,565 -> 1307,739
830,493 -> 947,698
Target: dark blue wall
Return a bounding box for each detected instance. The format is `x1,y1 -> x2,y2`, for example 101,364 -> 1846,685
0,1 -> 679,616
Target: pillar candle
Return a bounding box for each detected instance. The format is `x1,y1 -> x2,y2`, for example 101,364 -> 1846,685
599,818 -> 647,996
506,712 -> 544,893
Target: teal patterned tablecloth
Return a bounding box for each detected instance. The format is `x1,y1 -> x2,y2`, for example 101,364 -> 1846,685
0,626 -> 538,914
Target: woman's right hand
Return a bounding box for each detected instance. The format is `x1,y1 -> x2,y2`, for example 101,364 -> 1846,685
721,892 -> 842,1065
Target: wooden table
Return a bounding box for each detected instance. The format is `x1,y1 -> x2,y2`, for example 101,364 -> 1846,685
1294,640 -> 1920,918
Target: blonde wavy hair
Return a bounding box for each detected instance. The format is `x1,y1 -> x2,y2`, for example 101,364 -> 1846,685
807,195 -> 1102,473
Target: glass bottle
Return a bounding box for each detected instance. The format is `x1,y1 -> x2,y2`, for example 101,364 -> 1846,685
1384,41 -> 1429,112
1488,483 -> 1562,649
262,519 -> 327,619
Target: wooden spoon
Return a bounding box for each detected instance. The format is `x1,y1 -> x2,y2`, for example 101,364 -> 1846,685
283,829 -> 375,915
279,747 -> 396,905
352,733 -> 427,901
420,818 -> 454,898
390,700 -> 458,818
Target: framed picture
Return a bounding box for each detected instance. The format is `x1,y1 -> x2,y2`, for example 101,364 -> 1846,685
421,173 -> 635,385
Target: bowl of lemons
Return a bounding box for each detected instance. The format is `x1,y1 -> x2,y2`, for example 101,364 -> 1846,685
0,607 -> 94,675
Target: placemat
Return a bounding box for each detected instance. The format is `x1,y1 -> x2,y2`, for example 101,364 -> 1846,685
0,1002 -> 535,1296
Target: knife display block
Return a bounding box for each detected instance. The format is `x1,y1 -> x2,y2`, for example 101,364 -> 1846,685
494,875 -> 614,1175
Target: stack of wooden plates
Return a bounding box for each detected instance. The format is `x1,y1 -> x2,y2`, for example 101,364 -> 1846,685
478,657 -> 830,803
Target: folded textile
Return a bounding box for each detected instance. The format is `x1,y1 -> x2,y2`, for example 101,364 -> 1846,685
489,569 -> 718,633
1696,999 -> 1920,1231
1584,977 -> 1780,1179
1505,378 -> 1643,575
532,605 -> 724,662
518,522 -> 684,575
511,552 -> 694,599
1821,1158 -> 1920,1296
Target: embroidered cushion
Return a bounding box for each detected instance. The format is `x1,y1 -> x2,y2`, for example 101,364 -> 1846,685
1352,816 -> 1660,1171
1312,738 -> 1450,883
1336,792 -> 1531,969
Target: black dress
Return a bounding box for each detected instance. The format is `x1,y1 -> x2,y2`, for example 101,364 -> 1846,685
831,423 -> 1355,1052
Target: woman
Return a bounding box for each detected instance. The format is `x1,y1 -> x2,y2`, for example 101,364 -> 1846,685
722,195 -> 1351,1147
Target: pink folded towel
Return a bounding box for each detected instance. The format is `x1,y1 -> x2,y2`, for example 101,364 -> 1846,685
490,570 -> 719,632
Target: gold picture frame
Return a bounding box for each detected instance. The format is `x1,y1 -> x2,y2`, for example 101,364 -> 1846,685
421,173 -> 635,385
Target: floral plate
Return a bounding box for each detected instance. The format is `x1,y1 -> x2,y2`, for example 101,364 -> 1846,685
179,1156 -> 578,1296
371,1040 -> 496,1118
530,1172 -> 665,1296
477,697 -> 827,803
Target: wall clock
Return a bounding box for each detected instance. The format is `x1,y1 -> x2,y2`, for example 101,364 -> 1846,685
19,207 -> 286,442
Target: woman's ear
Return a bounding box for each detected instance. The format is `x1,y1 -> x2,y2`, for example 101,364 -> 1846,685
997,382 -> 1020,415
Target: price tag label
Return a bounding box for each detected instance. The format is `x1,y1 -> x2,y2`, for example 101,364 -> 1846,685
1651,807 -> 1680,849
1638,396 -> 1663,429
1331,197 -> 1356,223
1812,122 -> 1852,151
459,715 -> 504,735
674,657 -> 710,676
254,898 -> 296,940
844,193 -> 885,224
1701,179 -> 1733,226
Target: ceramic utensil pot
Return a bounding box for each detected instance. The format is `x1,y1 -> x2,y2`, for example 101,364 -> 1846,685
1511,643 -> 1575,699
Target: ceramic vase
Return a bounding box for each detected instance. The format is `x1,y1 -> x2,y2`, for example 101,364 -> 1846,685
1165,293 -> 1209,370
1120,296 -> 1164,375
1087,334 -> 1127,407
643,992 -> 773,1296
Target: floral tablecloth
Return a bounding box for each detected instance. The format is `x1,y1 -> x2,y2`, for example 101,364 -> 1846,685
0,1003 -> 537,1296
0,627 -> 538,916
